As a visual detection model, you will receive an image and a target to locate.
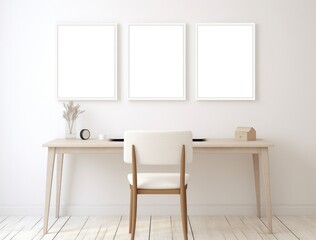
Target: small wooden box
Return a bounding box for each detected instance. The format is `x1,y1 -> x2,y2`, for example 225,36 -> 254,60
235,127 -> 256,141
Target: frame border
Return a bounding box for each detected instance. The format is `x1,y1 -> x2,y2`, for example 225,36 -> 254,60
128,23 -> 186,101
56,23 -> 117,101
196,23 -> 256,101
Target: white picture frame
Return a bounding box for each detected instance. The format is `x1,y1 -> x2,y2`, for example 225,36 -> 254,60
128,23 -> 186,100
57,24 -> 117,100
196,23 -> 255,100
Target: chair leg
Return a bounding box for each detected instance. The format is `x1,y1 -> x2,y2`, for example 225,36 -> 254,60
131,189 -> 137,240
184,192 -> 188,234
129,188 -> 133,233
180,188 -> 188,240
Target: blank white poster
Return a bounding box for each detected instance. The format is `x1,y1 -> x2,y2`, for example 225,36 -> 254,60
57,25 -> 117,100
196,24 -> 255,100
128,24 -> 186,100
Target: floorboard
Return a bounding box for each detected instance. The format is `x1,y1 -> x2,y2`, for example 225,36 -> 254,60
277,216 -> 316,240
53,216 -> 87,240
39,216 -> 70,240
261,216 -> 299,240
171,216 -> 194,240
94,216 -> 121,240
0,216 -> 24,239
0,215 -> 315,239
150,216 -> 172,240
189,216 -> 227,240
115,215 -> 150,240
9,216 -> 42,240
240,216 -> 276,240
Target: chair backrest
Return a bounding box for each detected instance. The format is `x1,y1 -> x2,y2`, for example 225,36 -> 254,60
124,131 -> 193,165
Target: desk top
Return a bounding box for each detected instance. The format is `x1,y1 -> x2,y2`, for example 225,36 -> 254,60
43,139 -> 273,148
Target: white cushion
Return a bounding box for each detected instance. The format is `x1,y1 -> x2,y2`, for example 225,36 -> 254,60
127,173 -> 190,189
124,131 -> 193,165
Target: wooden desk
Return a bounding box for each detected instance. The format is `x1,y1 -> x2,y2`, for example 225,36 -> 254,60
42,139 -> 274,234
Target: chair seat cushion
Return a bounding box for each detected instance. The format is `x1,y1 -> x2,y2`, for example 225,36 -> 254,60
127,173 -> 189,189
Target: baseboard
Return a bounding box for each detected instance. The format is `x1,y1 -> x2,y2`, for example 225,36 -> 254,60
1,204 -> 316,216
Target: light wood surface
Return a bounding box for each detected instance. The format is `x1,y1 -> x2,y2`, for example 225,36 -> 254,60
55,154 -> 64,218
42,138 -> 274,235
2,215 -> 313,239
43,138 -> 273,148
0,216 -> 24,239
276,216 -> 316,240
53,216 -> 87,240
172,215 -> 194,240
43,139 -> 123,148
150,216 -> 173,239
116,216 -> 150,240
252,153 -> 261,218
261,148 -> 273,234
43,148 -> 55,235
36,216 -> 69,240
13,217 -> 44,240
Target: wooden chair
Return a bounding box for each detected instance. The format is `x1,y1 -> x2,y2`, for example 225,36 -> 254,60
124,131 -> 193,240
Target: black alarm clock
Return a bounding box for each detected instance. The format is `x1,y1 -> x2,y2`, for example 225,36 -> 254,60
80,129 -> 90,140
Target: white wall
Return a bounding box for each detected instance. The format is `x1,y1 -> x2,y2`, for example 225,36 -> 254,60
1,0 -> 316,215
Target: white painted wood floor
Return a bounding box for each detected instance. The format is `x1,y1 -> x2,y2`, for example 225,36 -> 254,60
0,215 -> 315,240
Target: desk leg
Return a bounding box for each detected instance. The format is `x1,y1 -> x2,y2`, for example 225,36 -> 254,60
261,148 -> 272,233
252,153 -> 261,218
43,147 -> 56,234
56,154 -> 64,218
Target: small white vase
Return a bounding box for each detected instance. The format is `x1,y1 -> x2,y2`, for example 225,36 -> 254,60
65,120 -> 76,139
